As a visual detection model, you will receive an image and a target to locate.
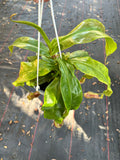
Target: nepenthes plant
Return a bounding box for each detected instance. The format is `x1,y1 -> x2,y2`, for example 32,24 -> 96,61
9,14 -> 117,127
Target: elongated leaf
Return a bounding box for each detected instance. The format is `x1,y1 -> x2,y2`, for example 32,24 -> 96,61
67,50 -> 89,59
10,14 -> 51,48
8,37 -> 50,57
70,55 -> 112,96
70,76 -> 83,110
57,58 -> 72,111
63,60 -> 83,110
13,58 -> 55,86
57,58 -> 83,111
50,19 -> 117,57
42,77 -> 68,124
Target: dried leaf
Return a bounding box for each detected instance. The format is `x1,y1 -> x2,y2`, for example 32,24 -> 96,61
21,129 -> 25,134
18,141 -> 21,146
85,105 -> 90,110
106,138 -> 110,142
27,91 -> 40,100
14,120 -> 19,124
92,82 -> 97,85
107,126 -> 109,131
30,125 -> 35,129
58,138 -> 63,141
26,130 -> 30,135
101,147 -> 106,152
4,146 -> 7,149
8,120 -> 13,125
105,110 -> 108,114
116,129 -> 120,133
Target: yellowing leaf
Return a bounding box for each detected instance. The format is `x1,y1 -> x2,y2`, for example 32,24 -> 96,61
50,19 -> 117,57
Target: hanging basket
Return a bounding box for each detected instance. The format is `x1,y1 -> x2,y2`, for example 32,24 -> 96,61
9,1 -> 117,127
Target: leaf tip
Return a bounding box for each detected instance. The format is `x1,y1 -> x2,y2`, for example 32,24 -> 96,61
10,13 -> 17,21
8,45 -> 13,55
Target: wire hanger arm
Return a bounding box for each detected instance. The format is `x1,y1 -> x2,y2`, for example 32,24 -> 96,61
50,0 -> 62,58
36,0 -> 44,91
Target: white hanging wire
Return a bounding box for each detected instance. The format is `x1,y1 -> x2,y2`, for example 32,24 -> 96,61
36,0 -> 61,92
50,0 -> 62,58
36,0 -> 44,91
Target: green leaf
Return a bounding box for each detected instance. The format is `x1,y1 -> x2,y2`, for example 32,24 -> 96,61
70,54 -> 113,97
62,60 -> 83,110
42,77 -> 68,124
57,58 -> 72,111
70,75 -> 83,110
13,58 -> 55,87
50,19 -> 117,57
8,37 -> 50,57
10,14 -> 51,48
57,58 -> 83,111
67,50 -> 89,59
